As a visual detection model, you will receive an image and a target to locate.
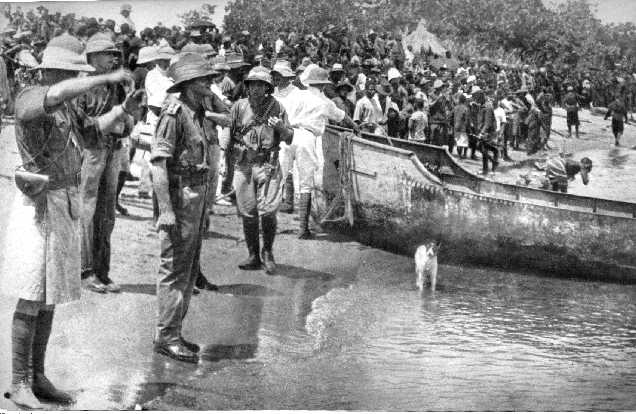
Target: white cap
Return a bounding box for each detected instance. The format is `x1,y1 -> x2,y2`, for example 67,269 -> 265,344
467,75 -> 476,83
387,67 -> 402,82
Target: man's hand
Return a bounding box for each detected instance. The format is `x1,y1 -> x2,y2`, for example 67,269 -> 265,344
123,89 -> 146,116
268,116 -> 284,130
106,68 -> 134,89
157,210 -> 176,232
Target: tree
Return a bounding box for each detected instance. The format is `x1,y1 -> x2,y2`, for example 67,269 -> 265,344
179,3 -> 217,28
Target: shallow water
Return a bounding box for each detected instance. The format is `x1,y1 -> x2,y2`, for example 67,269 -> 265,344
127,250 -> 636,411
568,147 -> 636,202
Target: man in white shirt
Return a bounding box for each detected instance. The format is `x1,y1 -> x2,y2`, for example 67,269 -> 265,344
115,4 -> 135,34
274,33 -> 285,56
272,60 -> 300,213
278,63 -> 357,238
353,80 -> 383,133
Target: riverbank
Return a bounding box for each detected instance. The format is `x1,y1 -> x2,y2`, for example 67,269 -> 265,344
0,110 -> 635,410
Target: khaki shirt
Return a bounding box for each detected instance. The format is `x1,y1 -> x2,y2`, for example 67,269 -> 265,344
151,97 -> 215,176
15,86 -> 95,182
229,96 -> 289,153
75,82 -> 130,149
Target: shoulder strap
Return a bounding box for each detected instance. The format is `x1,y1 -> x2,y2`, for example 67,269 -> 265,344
166,101 -> 181,116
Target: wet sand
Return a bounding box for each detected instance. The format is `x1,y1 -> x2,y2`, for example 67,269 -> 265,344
0,108 -> 634,410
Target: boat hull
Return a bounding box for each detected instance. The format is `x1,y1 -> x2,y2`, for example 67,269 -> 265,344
318,127 -> 636,283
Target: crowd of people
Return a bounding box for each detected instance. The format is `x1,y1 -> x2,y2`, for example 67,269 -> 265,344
0,2 -> 623,409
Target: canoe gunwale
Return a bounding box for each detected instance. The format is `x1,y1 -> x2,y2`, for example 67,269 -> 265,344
325,126 -> 636,220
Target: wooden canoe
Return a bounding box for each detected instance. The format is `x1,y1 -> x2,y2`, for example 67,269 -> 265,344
316,126 -> 636,282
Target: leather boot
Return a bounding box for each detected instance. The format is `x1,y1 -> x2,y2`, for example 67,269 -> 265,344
297,193 -> 313,239
31,310 -> 74,405
5,312 -> 42,409
261,215 -> 277,275
279,174 -> 294,213
238,217 -> 261,270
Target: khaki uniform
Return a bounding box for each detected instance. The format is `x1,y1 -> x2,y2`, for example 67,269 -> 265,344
2,86 -> 98,304
150,97 -> 212,344
76,82 -> 130,282
229,97 -> 290,218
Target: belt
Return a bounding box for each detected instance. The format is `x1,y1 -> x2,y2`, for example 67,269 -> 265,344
49,172 -> 81,190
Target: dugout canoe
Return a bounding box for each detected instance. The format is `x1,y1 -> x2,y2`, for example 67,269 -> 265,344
316,126 -> 636,282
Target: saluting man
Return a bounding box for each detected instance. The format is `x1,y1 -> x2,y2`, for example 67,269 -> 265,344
227,66 -> 293,274
2,33 -> 137,409
150,53 -> 223,363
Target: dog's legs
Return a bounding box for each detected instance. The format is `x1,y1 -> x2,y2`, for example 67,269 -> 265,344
429,262 -> 438,291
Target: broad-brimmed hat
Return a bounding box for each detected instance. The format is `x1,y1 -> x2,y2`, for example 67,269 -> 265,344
210,56 -> 230,72
467,74 -> 477,83
180,43 -> 199,54
199,44 -> 217,58
156,44 -> 176,60
387,67 -> 401,82
471,85 -> 484,95
271,60 -> 295,78
375,81 -> 393,96
136,46 -> 158,64
85,32 -> 120,55
34,33 -> 95,72
433,79 -> 445,89
166,53 -> 218,93
245,66 -> 273,86
331,63 -> 344,73
16,49 -> 38,68
335,79 -> 354,92
225,52 -> 250,69
302,64 -> 331,86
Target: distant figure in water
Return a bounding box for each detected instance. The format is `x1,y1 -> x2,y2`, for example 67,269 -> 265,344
605,94 -> 629,146
415,241 -> 440,292
543,155 -> 593,193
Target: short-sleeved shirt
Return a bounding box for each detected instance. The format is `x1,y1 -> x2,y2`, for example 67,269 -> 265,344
75,81 -> 129,148
229,96 -> 290,153
151,97 -> 215,176
15,86 -> 95,182
353,95 -> 382,126
409,110 -> 428,141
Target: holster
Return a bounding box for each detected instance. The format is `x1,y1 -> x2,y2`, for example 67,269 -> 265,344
14,168 -> 49,199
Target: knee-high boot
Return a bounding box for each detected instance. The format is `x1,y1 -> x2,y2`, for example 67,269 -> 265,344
31,309 -> 73,404
261,215 -> 277,275
279,174 -> 294,213
5,311 -> 42,409
238,217 -> 261,270
297,193 -> 313,239
115,171 -> 129,216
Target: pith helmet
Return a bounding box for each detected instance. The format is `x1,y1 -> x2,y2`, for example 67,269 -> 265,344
245,66 -> 273,86
85,32 -> 120,55
34,33 -> 95,72
166,53 -> 219,93
301,64 -> 331,86
271,60 -> 294,78
136,46 -> 158,65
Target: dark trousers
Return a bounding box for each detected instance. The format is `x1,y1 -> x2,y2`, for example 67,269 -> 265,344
480,141 -> 499,173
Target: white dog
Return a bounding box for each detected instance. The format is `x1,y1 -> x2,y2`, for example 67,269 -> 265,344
415,241 -> 440,291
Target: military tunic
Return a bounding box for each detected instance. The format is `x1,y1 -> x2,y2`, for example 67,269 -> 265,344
228,96 -> 291,218
150,97 -> 212,344
76,82 -> 130,281
2,86 -> 98,304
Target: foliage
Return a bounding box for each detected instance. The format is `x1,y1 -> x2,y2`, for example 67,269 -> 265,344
221,0 -> 636,69
179,3 -> 217,29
